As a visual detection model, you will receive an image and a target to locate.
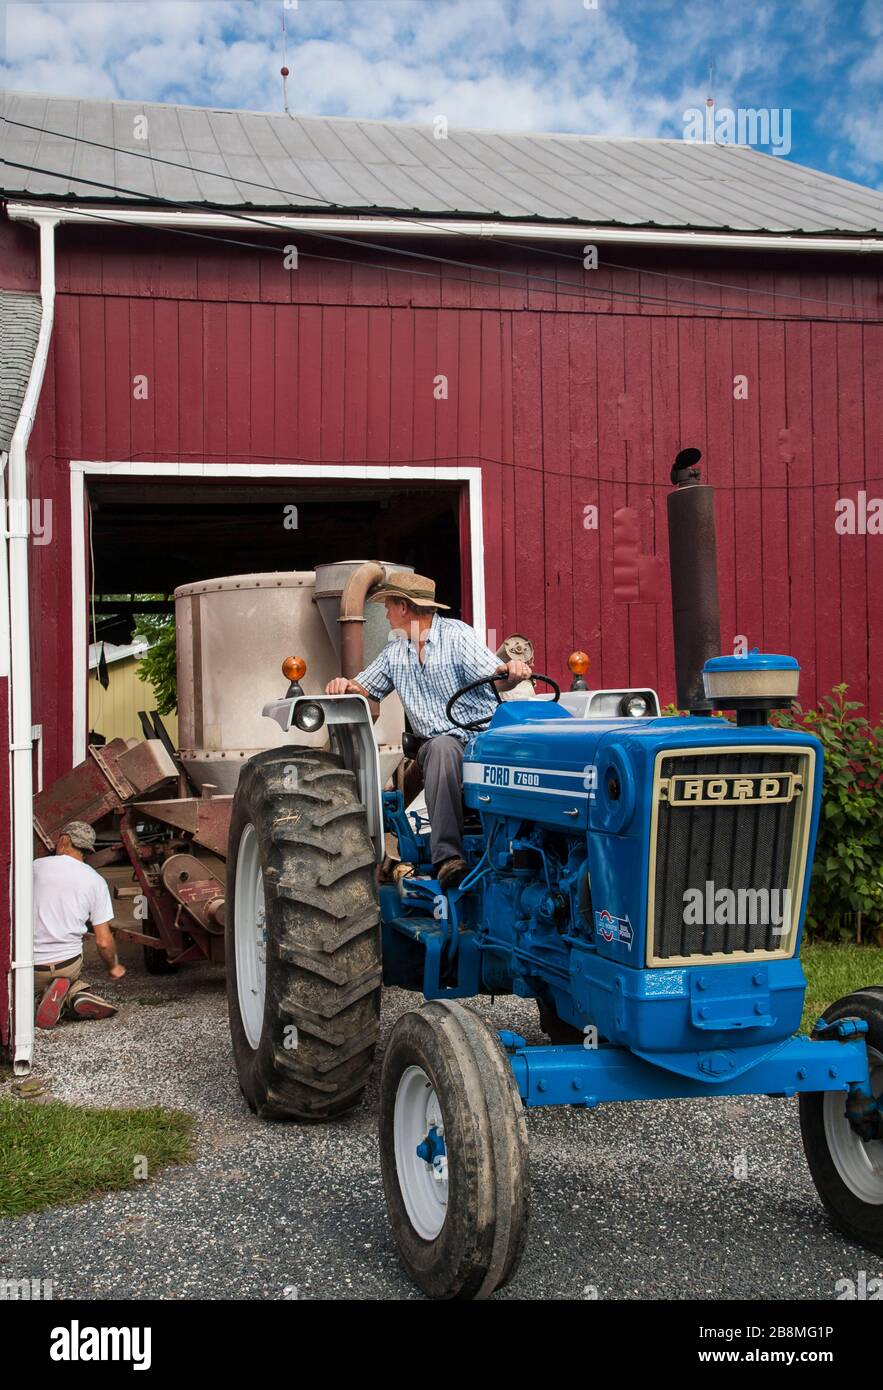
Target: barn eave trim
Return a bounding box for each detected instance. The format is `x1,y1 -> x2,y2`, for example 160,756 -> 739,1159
7,202 -> 883,254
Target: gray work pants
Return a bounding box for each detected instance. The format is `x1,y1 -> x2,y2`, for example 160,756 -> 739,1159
416,735 -> 465,866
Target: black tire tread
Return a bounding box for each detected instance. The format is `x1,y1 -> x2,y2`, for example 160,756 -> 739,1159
379,1000 -> 529,1300
799,985 -> 883,1257
226,746 -> 382,1122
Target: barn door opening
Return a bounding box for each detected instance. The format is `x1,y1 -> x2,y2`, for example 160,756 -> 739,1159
79,472 -> 475,751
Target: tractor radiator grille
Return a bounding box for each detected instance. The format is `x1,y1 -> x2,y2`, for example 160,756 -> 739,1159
649,749 -> 811,964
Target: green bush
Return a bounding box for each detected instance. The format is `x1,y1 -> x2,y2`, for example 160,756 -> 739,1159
661,685 -> 883,943
660,702 -> 724,718
774,685 -> 883,943
134,613 -> 177,714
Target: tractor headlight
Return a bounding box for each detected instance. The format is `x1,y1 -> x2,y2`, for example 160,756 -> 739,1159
293,702 -> 325,733
621,694 -> 649,718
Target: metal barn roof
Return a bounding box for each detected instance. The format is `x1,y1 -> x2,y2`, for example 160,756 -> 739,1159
2,91 -> 883,235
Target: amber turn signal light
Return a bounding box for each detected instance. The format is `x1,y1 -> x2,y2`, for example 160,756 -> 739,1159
282,655 -> 307,681
568,651 -> 590,676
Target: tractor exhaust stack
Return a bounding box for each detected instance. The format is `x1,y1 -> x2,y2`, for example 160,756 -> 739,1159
666,448 -> 721,713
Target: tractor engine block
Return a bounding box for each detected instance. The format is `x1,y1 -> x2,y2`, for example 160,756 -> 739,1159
474,824 -> 590,997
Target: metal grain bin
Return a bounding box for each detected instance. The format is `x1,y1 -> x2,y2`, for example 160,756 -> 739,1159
175,566 -> 407,793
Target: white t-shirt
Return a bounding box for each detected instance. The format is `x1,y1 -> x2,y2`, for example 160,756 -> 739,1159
32,855 -> 115,965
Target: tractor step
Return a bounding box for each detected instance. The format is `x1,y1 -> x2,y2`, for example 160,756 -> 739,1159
385,915 -> 482,999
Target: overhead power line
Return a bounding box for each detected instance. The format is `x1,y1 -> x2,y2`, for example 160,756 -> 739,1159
37,450 -> 882,495
1,114 -> 880,317
2,155 -> 880,327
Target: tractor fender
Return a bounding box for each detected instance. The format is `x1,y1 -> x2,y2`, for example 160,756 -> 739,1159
262,693 -> 385,860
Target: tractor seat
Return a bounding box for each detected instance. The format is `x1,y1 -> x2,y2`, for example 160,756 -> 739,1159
399,730 -> 482,836
401,729 -> 427,760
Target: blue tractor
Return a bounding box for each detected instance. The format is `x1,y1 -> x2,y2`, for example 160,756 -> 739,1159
226,452 -> 882,1299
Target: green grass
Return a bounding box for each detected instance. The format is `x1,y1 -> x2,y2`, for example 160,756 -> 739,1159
0,1096 -> 194,1219
800,941 -> 883,1033
0,946 -> 876,1221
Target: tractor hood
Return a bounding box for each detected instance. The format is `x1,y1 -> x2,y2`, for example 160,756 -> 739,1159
464,704 -> 824,972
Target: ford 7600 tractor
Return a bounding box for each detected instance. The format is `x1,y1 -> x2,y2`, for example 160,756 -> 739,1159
225,451 -> 882,1300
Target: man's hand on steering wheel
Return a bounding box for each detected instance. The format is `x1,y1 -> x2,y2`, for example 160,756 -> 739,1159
498,658 -> 533,681
446,669 -> 561,731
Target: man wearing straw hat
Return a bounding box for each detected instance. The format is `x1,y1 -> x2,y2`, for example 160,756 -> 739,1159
325,571 -> 531,891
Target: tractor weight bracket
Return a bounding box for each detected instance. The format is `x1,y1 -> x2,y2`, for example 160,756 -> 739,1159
498,1033 -> 872,1109
810,1015 -> 869,1043
810,1019 -> 883,1141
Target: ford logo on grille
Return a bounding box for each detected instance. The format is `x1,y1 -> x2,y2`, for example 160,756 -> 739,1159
660,772 -> 803,806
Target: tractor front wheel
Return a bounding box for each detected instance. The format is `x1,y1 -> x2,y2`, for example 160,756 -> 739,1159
799,987 -> 883,1255
379,1001 -> 529,1299
226,746 -> 382,1121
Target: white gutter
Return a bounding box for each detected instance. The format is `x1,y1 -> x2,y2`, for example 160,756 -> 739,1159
7,217 -> 57,1073
6,203 -> 883,253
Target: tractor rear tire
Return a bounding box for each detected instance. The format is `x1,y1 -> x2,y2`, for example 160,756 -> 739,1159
226,746 -> 382,1122
379,1000 -> 529,1299
799,986 -> 883,1256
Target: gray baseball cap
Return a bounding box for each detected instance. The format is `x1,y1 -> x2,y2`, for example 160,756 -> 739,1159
60,821 -> 97,852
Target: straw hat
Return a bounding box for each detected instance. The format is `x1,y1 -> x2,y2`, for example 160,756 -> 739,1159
367,571 -> 450,611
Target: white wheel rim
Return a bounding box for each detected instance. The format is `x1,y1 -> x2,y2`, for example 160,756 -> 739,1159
234,823 -> 267,1050
823,1046 -> 883,1205
394,1065 -> 448,1240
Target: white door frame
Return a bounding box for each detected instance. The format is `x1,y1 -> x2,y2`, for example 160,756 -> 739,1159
69,461 -> 486,765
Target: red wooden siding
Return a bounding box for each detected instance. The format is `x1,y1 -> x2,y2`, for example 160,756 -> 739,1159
12,228 -> 883,789
2,220 -> 882,1040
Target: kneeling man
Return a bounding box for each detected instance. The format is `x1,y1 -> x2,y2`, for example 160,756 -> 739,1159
325,572 -> 531,890
33,821 -> 125,1028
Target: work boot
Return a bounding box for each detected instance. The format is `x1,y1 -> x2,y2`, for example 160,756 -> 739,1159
35,977 -> 72,1030
69,991 -> 117,1021
437,857 -> 468,891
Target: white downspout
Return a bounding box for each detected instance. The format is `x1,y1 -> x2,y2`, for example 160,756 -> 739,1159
8,217 -> 57,1073
0,454 -> 9,1053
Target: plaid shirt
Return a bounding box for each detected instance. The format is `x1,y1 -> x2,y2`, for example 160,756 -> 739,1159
355,614 -> 501,743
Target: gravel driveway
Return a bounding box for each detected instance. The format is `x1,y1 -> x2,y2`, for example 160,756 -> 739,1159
2,932 -> 879,1302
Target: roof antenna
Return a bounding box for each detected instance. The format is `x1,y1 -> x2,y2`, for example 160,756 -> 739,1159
280,4 -> 293,117
704,56 -> 715,144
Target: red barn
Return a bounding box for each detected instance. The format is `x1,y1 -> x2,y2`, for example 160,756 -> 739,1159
2,93 -> 882,1065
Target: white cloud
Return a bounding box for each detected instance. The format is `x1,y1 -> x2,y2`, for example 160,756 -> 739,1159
0,0 -> 677,126
0,0 -> 881,186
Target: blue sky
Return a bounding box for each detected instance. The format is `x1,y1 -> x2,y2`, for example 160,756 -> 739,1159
2,0 -> 881,190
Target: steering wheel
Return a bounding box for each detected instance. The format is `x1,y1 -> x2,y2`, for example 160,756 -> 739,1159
445,672 -> 561,732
